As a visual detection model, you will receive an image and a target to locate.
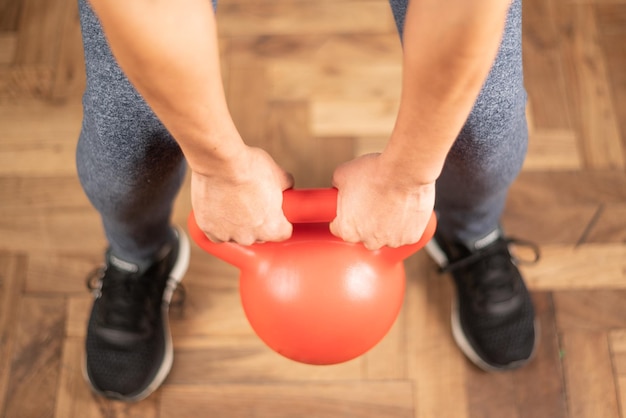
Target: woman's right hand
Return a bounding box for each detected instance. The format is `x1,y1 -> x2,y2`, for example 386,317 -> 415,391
191,146 -> 294,246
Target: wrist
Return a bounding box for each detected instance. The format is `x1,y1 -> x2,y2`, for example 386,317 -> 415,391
379,134 -> 447,186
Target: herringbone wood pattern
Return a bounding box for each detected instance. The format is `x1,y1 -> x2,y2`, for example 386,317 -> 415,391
1,0 -> 625,417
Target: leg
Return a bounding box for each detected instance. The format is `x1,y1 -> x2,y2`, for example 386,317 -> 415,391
78,0 -> 191,400
77,0 -> 186,266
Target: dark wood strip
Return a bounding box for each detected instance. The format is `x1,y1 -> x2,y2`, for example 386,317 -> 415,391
3,295 -> 66,418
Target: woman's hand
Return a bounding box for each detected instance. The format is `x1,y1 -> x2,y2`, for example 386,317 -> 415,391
330,153 -> 435,250
191,146 -> 294,245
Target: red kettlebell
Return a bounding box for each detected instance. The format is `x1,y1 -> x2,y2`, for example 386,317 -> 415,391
188,188 -> 436,365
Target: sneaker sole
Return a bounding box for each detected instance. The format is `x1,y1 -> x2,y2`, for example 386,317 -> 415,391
83,225 -> 191,402
425,239 -> 539,372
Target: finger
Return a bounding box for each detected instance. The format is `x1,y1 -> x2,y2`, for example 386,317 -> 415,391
280,170 -> 295,190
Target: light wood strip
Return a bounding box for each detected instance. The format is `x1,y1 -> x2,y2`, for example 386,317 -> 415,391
217,1 -> 396,37
161,382 -> 414,418
553,1 -> 624,169
520,244 -> 626,290
561,331 -> 620,418
311,100 -> 398,138
313,63 -> 401,101
404,254 -> 469,418
524,129 -> 582,170
169,335 -> 363,383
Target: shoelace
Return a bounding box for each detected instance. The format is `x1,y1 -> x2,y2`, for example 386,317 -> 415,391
441,238 -> 540,303
86,266 -> 153,332
86,267 -> 187,333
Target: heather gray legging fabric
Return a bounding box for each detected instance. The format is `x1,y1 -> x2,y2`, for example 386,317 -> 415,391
76,0 -> 527,263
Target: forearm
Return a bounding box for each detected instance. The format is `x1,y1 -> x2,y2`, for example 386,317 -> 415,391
88,0 -> 242,172
382,0 -> 511,185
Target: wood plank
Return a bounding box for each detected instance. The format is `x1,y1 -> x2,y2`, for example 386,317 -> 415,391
465,293 -> 569,418
0,100 -> 82,176
586,204 -> 626,243
25,251 -> 101,294
523,129 -> 581,170
313,63 -> 401,101
168,335 -> 363,383
0,209 -> 106,254
0,32 -> 17,65
596,10 -> 626,166
554,289 -> 626,330
14,0 -> 67,67
265,101 -> 321,186
217,1 -> 396,37
404,254 -> 469,418
161,382 -> 414,418
0,177 -> 92,214
520,244 -> 626,290
512,293 -> 568,418
49,0 -> 86,101
502,202 -> 597,245
311,100 -> 398,138
362,300 -> 406,380
0,252 -> 25,415
0,0 -> 22,31
553,1 -> 624,169
609,330 -> 626,402
522,0 -> 574,130
465,293 -> 568,418
3,296 -> 66,418
226,61 -> 269,149
0,66 -> 53,102
509,172 -> 626,206
266,102 -> 355,187
561,330 -> 620,418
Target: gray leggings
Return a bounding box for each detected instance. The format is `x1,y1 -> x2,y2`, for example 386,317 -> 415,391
77,0 -> 527,263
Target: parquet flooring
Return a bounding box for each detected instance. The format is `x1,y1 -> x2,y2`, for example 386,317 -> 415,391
0,0 -> 625,416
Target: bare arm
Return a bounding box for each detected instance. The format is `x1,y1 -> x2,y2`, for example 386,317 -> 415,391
331,0 -> 511,249
88,0 -> 293,245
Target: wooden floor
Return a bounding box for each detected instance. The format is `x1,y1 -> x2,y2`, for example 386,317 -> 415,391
1,0 -> 626,416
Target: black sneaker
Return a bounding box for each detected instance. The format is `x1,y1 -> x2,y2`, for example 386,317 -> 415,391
84,226 -> 189,401
425,227 -> 539,371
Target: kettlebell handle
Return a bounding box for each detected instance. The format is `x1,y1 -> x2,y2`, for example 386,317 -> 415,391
282,188 -> 338,223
